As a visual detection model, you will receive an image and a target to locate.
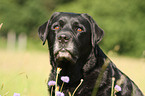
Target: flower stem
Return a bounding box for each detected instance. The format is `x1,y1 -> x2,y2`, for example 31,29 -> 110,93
55,73 -> 58,96
72,79 -> 83,96
111,77 -> 115,96
68,91 -> 72,96
55,68 -> 62,96
51,86 -> 53,96
60,82 -> 64,92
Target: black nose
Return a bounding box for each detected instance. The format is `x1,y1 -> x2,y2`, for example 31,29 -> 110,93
57,34 -> 70,43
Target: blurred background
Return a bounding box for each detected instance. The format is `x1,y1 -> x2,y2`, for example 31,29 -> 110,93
0,0 -> 145,95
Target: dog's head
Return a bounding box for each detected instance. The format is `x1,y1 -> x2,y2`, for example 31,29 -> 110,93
38,12 -> 104,68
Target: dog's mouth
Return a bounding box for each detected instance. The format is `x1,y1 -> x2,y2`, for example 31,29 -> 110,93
54,48 -> 77,67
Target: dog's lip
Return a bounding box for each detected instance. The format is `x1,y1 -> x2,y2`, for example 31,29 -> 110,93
54,48 -> 73,57
54,48 -> 77,64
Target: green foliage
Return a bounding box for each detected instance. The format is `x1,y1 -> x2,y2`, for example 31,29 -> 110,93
53,0 -> 145,57
0,0 -> 145,57
55,0 -> 75,4
0,0 -> 49,35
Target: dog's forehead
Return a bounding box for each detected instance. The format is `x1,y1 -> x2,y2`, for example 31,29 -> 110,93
52,12 -> 87,23
58,12 -> 81,18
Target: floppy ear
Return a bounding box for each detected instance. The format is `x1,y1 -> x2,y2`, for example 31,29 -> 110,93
38,20 -> 49,45
38,12 -> 60,45
81,14 -> 104,47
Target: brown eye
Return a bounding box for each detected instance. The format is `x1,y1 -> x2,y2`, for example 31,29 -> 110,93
54,26 -> 60,30
77,28 -> 83,32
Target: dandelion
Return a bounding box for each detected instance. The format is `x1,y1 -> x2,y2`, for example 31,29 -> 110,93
114,85 -> 121,92
61,76 -> 70,83
13,93 -> 20,96
56,91 -> 65,96
60,76 -> 70,92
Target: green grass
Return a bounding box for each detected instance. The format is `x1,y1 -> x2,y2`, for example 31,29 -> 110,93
0,50 -> 50,96
0,50 -> 145,96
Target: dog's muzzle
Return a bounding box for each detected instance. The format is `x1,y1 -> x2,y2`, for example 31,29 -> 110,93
55,49 -> 73,61
54,48 -> 78,68
54,33 -> 78,66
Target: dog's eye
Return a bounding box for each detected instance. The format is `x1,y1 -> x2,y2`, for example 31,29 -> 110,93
54,26 -> 60,30
76,28 -> 83,32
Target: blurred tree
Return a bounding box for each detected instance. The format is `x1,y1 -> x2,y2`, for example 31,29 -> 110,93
0,0 -> 144,57
55,0 -> 75,4
0,0 -> 52,36
53,0 -> 145,57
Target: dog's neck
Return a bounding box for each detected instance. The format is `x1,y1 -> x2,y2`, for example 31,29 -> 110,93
83,45 -> 107,73
82,48 -> 96,73
49,60 -> 83,86
49,45 -> 107,89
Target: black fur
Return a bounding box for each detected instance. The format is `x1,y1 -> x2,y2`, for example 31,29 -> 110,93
38,12 -> 144,96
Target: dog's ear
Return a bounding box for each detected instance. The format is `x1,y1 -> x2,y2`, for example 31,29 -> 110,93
38,21 -> 49,45
38,12 -> 60,45
81,14 -> 104,47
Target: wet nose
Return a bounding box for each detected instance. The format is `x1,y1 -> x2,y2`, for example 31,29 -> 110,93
57,34 -> 70,43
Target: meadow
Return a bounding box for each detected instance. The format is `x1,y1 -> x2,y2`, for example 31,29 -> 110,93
0,50 -> 145,96
0,0 -> 144,95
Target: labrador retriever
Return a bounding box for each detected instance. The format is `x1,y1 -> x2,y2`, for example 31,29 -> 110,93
38,12 -> 144,96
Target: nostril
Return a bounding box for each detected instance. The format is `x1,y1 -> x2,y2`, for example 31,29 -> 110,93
58,34 -> 70,40
57,34 -> 70,43
64,36 -> 69,40
58,35 -> 62,40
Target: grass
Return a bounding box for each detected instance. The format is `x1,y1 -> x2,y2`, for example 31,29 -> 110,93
0,50 -> 145,96
109,55 -> 145,93
0,50 -> 51,96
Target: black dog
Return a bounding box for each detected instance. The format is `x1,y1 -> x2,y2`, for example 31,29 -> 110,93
38,12 -> 144,96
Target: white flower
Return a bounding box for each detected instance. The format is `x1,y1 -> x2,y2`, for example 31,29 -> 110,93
56,91 -> 65,96
61,76 -> 70,83
48,80 -> 56,86
114,85 -> 121,92
13,93 -> 20,96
